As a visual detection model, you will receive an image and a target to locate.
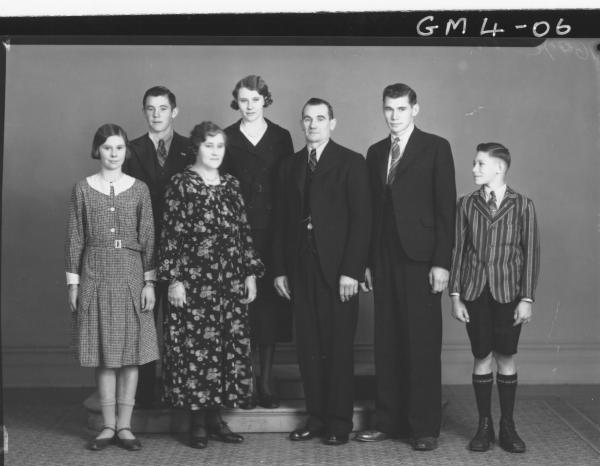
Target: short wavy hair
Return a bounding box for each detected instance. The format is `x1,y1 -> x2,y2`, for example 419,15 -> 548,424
142,85 -> 177,108
91,123 -> 130,159
189,121 -> 227,163
382,83 -> 417,106
230,75 -> 273,110
477,142 -> 511,170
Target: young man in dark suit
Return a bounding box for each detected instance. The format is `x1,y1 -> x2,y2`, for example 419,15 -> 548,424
449,143 -> 540,453
355,83 -> 456,450
123,85 -> 193,408
272,97 -> 371,446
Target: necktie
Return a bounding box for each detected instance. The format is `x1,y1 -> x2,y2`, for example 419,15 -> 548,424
157,139 -> 167,167
387,137 -> 401,184
488,190 -> 498,216
308,148 -> 317,172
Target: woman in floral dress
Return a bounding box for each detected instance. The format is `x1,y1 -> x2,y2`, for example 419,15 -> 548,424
65,123 -> 158,451
159,121 -> 264,449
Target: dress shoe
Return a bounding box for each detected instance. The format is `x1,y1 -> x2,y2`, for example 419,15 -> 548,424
323,433 -> 349,446
257,392 -> 280,409
469,416 -> 495,452
86,425 -> 116,451
208,421 -> 244,443
116,427 -> 142,451
499,419 -> 526,453
189,425 -> 208,449
411,436 -> 438,451
354,430 -> 390,442
289,426 -> 323,441
238,395 -> 257,410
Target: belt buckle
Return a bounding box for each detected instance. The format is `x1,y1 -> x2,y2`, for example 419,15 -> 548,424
114,239 -> 122,249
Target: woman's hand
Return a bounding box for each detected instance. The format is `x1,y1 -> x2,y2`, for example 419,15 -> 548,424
68,284 -> 79,313
168,281 -> 187,308
241,275 -> 257,304
141,283 -> 156,312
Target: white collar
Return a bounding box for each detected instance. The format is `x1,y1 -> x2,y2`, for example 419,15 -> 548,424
306,139 -> 329,162
390,123 -> 415,143
87,173 -> 136,196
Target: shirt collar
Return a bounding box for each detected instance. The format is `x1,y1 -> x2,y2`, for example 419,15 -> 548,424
148,129 -> 174,150
390,122 -> 415,144
307,139 -> 329,162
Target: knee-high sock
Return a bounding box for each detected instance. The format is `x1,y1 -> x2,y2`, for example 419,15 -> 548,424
496,373 -> 518,422
472,372 -> 493,419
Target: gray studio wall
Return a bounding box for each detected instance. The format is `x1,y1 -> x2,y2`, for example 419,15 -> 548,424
2,41 -> 599,386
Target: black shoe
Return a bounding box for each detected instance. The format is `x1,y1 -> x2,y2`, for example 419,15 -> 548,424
189,425 -> 208,449
208,421 -> 244,444
323,433 -> 349,446
354,430 -> 390,442
257,392 -> 280,409
411,436 -> 438,451
499,419 -> 526,453
289,426 -> 323,441
116,427 -> 142,451
238,395 -> 257,410
86,425 -> 116,451
469,416 -> 495,452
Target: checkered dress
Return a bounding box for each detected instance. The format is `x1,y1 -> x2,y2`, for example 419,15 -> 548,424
65,178 -> 159,368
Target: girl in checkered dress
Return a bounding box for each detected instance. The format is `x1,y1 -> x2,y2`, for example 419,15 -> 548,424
159,121 -> 264,449
65,124 -> 159,451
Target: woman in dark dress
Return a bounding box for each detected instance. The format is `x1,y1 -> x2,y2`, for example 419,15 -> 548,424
222,75 -> 294,409
159,121 -> 264,449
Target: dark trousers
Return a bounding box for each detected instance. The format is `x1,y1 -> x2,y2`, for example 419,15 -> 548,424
373,204 -> 442,438
292,246 -> 358,435
136,281 -> 166,407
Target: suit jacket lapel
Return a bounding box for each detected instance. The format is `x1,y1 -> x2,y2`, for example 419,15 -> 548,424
312,140 -> 341,177
391,127 -> 423,181
473,189 -> 494,222
294,147 -> 308,197
138,134 -> 158,180
492,186 -> 517,223
377,138 -> 391,187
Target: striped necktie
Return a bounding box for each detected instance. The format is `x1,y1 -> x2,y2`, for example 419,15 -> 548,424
308,148 -> 318,172
157,139 -> 168,167
387,137 -> 401,184
488,190 -> 498,216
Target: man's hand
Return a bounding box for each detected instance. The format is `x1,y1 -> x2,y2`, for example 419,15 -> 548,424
360,267 -> 373,292
428,266 -> 449,293
339,275 -> 359,302
274,275 -> 291,300
451,295 -> 470,323
514,300 -> 533,326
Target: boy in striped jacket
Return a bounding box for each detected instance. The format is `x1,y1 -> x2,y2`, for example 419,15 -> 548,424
449,142 -> 540,454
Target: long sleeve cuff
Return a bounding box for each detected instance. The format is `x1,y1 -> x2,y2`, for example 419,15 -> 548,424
66,272 -> 80,285
144,269 -> 157,281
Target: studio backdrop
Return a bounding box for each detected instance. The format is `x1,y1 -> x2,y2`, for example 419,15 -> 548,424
2,40 -> 599,386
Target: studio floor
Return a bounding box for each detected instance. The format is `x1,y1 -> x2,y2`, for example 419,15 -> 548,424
3,385 -> 600,466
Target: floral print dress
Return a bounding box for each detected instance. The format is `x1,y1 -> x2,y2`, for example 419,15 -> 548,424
159,169 -> 264,410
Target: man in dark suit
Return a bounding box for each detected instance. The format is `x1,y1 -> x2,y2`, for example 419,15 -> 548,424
123,85 -> 193,408
355,83 -> 456,450
272,97 -> 371,446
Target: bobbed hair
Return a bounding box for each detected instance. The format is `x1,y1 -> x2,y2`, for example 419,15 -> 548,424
382,83 -> 418,106
477,142 -> 511,170
189,121 -> 227,163
91,123 -> 130,159
230,75 -> 273,110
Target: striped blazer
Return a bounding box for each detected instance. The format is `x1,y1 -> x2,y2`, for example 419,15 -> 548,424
449,186 -> 540,303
